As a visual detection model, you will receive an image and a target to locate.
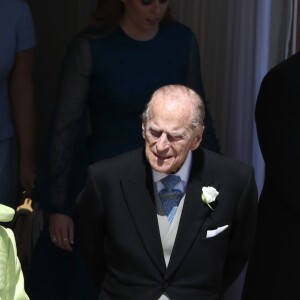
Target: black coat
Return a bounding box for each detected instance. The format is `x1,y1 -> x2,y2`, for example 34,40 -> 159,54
77,147 -> 257,300
243,52 -> 300,300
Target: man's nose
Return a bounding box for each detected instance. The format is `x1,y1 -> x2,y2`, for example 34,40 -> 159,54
156,133 -> 170,151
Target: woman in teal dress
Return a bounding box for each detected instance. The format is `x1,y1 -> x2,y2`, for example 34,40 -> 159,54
30,0 -> 220,299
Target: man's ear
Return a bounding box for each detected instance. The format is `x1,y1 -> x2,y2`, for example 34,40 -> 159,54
191,126 -> 205,150
142,123 -> 146,140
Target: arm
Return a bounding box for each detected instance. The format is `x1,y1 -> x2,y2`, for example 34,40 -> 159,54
38,36 -> 92,251
9,48 -> 36,191
223,168 -> 258,290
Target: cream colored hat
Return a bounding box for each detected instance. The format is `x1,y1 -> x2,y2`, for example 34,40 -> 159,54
0,204 -> 15,222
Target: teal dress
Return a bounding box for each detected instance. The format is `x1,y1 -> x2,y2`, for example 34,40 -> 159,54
37,21 -> 219,215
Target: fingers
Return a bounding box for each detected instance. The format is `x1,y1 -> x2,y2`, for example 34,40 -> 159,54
24,197 -> 32,206
49,214 -> 74,251
49,233 -> 71,250
68,220 -> 74,246
50,234 -> 57,243
17,196 -> 33,212
50,228 -> 73,251
23,197 -> 33,212
57,223 -> 73,251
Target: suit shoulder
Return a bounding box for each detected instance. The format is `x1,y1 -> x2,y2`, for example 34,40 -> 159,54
263,51 -> 300,83
203,149 -> 254,178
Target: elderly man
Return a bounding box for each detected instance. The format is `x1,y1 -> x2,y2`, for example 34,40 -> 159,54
77,84 -> 257,300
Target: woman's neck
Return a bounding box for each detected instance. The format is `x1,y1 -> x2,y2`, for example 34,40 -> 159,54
119,19 -> 159,41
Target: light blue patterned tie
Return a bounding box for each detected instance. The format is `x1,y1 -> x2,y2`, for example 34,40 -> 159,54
159,175 -> 183,223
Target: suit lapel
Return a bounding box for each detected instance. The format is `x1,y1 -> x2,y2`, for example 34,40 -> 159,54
121,153 -> 166,275
165,148 -> 212,278
119,148 -> 215,278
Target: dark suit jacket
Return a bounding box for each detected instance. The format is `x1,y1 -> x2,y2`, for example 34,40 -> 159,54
243,52 -> 300,300
77,147 -> 257,300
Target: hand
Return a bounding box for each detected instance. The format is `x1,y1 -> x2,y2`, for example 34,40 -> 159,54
49,214 -> 74,251
17,197 -> 33,212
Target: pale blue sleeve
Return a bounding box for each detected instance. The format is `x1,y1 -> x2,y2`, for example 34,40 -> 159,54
16,1 -> 36,52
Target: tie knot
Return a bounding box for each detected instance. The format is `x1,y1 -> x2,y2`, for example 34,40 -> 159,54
160,175 -> 181,191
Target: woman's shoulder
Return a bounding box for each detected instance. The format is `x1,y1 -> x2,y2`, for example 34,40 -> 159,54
0,0 -> 32,24
0,0 -> 28,10
158,21 -> 196,46
80,26 -> 117,40
265,51 -> 300,81
161,20 -> 194,36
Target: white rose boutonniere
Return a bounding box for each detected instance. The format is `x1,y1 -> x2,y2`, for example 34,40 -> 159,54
201,186 -> 219,211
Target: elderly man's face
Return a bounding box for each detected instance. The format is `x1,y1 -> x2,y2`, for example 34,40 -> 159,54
143,93 -> 203,174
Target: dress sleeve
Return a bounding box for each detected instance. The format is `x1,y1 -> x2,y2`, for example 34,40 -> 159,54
186,33 -> 220,153
17,1 -> 36,51
35,35 -> 92,216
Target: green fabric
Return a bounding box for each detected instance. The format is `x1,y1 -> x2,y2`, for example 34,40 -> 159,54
0,204 -> 14,222
0,205 -> 28,300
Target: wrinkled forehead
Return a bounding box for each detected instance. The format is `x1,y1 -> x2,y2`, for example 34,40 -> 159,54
151,90 -> 195,116
149,99 -> 194,130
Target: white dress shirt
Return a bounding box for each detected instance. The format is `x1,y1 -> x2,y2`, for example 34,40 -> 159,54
152,152 -> 192,300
